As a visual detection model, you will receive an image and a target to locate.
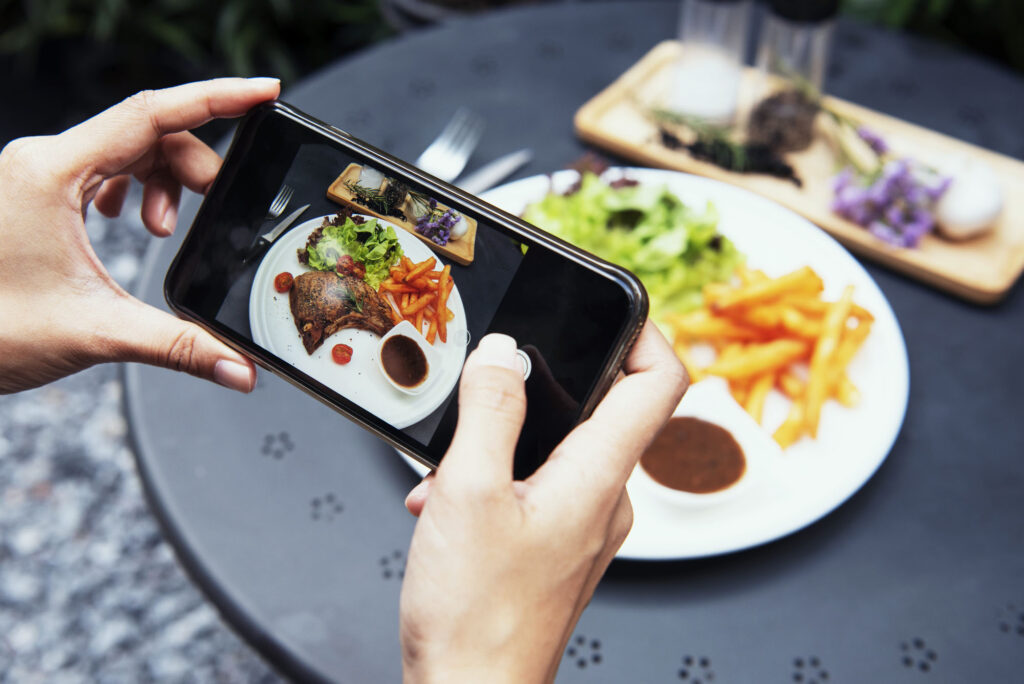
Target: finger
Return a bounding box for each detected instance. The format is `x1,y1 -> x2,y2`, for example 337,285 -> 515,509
141,168 -> 182,236
437,334 -> 526,490
93,175 -> 132,217
405,475 -> 435,517
533,322 -> 687,499
129,131 -> 223,196
61,77 -> 280,180
102,297 -> 256,393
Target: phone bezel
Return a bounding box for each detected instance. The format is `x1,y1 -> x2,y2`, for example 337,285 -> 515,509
164,101 -> 648,471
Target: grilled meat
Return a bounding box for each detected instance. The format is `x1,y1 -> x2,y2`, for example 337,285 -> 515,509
289,271 -> 394,354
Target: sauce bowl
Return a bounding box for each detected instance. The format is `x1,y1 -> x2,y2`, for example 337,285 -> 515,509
376,320 -> 440,396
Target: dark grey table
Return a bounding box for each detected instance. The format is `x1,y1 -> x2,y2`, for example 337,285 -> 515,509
125,3 -> 1024,681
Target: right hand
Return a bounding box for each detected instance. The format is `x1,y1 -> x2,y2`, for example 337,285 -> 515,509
400,323 -> 687,683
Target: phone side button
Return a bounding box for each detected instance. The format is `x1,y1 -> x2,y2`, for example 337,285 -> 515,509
516,349 -> 532,381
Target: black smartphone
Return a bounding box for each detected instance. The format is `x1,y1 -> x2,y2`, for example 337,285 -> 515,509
165,102 -> 647,477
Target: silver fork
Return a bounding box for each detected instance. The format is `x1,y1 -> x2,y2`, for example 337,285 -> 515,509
414,108 -> 484,182
265,184 -> 294,220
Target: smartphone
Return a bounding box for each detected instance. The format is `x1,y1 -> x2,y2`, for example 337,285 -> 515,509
165,101 -> 647,477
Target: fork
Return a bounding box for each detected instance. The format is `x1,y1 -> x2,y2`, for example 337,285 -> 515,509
414,108 -> 484,182
265,184 -> 294,221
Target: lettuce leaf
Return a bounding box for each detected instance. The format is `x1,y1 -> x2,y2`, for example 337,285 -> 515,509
521,173 -> 742,321
305,216 -> 404,289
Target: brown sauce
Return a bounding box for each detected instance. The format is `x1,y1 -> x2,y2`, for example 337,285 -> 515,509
640,417 -> 745,494
381,335 -> 428,388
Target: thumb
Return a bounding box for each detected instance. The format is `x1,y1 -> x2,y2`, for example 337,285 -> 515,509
106,297 -> 256,392
438,334 -> 527,489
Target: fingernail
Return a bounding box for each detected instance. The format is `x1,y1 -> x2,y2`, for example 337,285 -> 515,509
214,359 -> 254,393
247,77 -> 281,87
162,203 -> 178,235
472,334 -> 521,372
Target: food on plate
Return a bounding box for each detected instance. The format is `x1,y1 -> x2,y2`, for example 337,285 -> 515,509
298,211 -> 403,289
521,172 -> 743,318
934,157 -> 1003,240
379,258 -> 454,345
274,272 -> 293,293
640,417 -> 745,494
666,265 -> 874,448
331,343 -> 353,365
289,271 -> 395,354
380,334 -> 429,389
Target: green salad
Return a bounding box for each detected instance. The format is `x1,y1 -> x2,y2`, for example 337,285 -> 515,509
303,215 -> 403,289
522,173 -> 743,318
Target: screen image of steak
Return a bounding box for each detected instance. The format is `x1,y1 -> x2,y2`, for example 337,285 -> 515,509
289,271 -> 395,354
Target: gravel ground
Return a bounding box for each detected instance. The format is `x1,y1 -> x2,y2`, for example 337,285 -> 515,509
0,186 -> 285,683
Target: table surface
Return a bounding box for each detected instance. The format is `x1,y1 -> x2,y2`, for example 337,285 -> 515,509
125,3 -> 1024,682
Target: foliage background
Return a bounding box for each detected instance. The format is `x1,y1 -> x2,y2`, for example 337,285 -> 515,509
1,0 -> 1022,144
842,0 -> 1024,74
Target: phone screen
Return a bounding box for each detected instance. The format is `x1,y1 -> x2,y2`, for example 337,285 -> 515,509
167,104 -> 642,475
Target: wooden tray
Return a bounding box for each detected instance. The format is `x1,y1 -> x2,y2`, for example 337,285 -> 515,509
326,163 -> 477,265
574,41 -> 1024,304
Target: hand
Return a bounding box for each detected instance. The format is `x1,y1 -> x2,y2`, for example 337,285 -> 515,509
400,324 -> 687,683
0,78 -> 280,394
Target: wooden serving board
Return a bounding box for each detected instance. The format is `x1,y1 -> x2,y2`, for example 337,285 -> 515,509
574,41 -> 1024,304
326,163 -> 477,265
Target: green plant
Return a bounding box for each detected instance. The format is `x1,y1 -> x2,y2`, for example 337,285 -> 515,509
842,0 -> 1024,73
0,0 -> 390,83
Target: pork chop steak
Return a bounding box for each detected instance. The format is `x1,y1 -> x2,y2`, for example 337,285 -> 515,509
289,271 -> 395,354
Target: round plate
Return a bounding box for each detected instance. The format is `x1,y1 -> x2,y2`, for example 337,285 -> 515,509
249,215 -> 468,429
402,168 -> 908,561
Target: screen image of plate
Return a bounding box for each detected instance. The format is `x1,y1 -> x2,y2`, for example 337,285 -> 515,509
397,168 -> 909,561
249,215 -> 468,429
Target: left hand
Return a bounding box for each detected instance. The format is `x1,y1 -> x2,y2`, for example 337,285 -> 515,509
0,78 -> 280,394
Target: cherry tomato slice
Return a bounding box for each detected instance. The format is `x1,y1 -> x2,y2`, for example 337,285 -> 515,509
274,272 -> 294,293
332,344 -> 353,365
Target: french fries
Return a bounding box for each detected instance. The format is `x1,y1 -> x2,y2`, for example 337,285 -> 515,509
667,266 -> 873,449
379,257 -> 454,345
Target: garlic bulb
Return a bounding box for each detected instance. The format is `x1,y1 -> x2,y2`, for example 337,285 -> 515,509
448,215 -> 469,241
935,158 -> 1003,240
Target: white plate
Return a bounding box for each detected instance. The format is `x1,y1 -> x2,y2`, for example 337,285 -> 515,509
398,168 -> 909,560
249,215 -> 468,429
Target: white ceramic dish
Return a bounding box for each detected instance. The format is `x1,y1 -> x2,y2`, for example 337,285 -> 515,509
397,168 -> 909,559
249,214 -> 468,429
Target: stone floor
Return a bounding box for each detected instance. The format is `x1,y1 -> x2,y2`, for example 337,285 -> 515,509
0,185 -> 285,683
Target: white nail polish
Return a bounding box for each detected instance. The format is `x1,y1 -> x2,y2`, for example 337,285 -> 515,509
473,334 -> 521,372
214,360 -> 253,393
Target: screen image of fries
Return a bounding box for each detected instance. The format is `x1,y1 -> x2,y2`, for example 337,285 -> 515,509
667,265 -> 874,449
379,257 -> 455,345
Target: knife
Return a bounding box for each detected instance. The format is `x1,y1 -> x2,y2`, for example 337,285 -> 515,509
244,203 -> 310,262
456,148 -> 533,195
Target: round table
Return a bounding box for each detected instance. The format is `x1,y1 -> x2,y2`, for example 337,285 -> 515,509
126,3 -> 1024,681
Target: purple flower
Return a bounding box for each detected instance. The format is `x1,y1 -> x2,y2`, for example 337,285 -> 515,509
857,126 -> 889,156
832,168 -> 854,193
926,176 -> 953,202
416,206 -> 459,246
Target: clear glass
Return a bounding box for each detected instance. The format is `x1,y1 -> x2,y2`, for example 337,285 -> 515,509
672,0 -> 752,124
755,13 -> 834,92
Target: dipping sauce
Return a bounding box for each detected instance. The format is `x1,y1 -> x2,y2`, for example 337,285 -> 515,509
380,335 -> 428,388
640,417 -> 745,494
